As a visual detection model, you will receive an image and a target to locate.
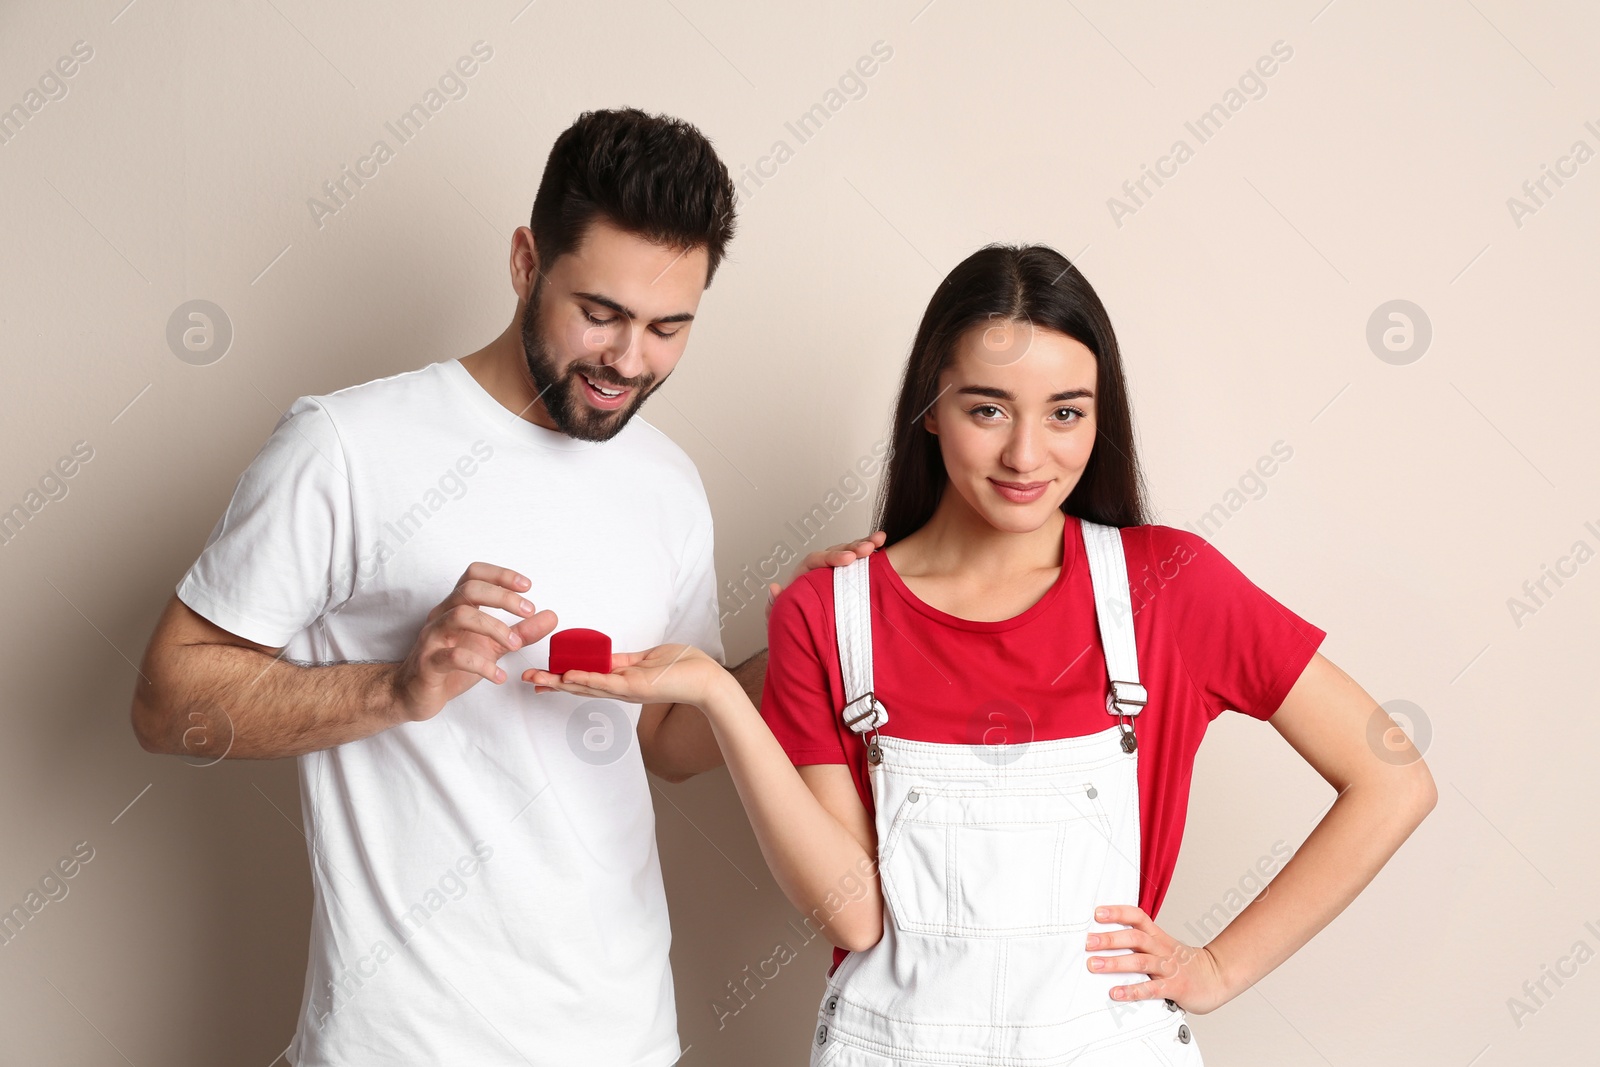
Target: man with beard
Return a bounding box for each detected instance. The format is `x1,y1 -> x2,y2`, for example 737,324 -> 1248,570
130,108 -> 871,1066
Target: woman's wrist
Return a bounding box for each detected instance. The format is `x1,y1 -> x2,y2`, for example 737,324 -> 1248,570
698,668 -> 756,728
1199,939 -> 1251,1004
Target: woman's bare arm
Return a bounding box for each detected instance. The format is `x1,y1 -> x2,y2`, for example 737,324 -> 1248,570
697,673 -> 885,951
1201,652 -> 1438,1001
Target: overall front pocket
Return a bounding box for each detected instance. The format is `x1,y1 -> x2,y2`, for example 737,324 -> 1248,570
878,782 -> 1112,936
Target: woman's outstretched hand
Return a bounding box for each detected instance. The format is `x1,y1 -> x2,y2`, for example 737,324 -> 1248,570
1086,904 -> 1234,1015
523,643 -> 728,708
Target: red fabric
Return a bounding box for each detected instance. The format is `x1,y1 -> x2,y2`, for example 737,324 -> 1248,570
757,520 -> 1327,976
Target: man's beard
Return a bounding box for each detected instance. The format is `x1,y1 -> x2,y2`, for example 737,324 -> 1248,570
520,285 -> 659,443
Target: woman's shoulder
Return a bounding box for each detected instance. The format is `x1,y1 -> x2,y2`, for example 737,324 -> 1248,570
1104,522 -> 1234,612
768,564 -> 838,634
1113,521 -> 1301,621
1124,521 -> 1213,561
1080,520 -> 1215,573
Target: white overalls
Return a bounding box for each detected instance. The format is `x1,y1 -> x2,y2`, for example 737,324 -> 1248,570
810,518 -> 1204,1066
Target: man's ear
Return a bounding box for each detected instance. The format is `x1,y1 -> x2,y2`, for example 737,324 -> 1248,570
511,226 -> 542,302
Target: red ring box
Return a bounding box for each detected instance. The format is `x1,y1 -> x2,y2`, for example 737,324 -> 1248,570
548,628 -> 612,675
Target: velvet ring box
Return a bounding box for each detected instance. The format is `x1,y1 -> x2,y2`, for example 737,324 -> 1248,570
548,628 -> 612,675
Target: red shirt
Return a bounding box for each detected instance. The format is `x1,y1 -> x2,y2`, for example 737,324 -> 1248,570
757,520 -> 1326,976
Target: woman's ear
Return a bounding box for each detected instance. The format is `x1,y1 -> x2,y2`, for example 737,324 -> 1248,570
922,408 -> 939,435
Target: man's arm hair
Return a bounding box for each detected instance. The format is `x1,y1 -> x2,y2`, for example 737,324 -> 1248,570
729,647 -> 767,708
130,594 -> 403,759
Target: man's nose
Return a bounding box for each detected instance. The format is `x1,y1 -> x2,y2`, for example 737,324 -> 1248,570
597,325 -> 647,380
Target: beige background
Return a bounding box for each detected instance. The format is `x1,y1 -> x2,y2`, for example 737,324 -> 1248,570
2,0 -> 1597,1063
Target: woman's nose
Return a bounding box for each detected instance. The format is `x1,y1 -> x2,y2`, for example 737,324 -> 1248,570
1001,424 -> 1043,472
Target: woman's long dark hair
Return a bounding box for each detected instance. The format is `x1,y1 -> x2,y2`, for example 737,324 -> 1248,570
873,244 -> 1150,546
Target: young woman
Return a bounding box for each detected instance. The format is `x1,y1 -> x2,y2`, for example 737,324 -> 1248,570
528,244 -> 1437,1065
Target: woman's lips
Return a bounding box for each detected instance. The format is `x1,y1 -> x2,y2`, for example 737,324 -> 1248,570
988,477 -> 1050,504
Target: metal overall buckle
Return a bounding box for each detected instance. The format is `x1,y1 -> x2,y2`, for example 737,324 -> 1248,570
1115,715 -> 1137,753
1108,679 -> 1146,753
843,691 -> 887,765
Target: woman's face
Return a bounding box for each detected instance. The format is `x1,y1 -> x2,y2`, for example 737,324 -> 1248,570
924,319 -> 1099,534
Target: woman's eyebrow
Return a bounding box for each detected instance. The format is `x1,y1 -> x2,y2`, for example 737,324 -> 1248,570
956,385 -> 1095,402
573,290 -> 696,324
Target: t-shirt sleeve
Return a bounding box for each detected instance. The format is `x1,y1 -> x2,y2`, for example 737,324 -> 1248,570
758,576 -> 849,765
661,492 -> 725,665
1153,527 -> 1326,722
175,397 -> 357,648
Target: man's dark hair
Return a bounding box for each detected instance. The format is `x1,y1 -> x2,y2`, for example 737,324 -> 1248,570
530,108 -> 737,286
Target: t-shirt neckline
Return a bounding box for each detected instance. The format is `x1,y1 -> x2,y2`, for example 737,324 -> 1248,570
873,516 -> 1082,633
441,356 -> 600,452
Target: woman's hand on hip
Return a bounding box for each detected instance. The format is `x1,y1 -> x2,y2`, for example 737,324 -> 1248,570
523,643 -> 729,709
1086,904 -> 1234,1015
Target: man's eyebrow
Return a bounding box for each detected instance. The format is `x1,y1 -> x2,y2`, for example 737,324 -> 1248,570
956,385 -> 1095,402
573,291 -> 696,324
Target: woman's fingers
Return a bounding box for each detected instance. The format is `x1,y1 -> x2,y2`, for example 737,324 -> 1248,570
1095,904 -> 1148,926
561,670 -> 623,692
1086,928 -> 1138,951
1108,976 -> 1165,1001
1082,903 -> 1198,1003
1089,949 -> 1177,976
522,667 -> 636,700
521,671 -> 613,699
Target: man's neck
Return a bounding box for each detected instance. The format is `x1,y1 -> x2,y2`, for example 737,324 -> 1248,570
460,328 -> 558,430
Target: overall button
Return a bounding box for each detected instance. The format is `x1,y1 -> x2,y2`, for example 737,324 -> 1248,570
824,994 -> 838,1015
907,789 -> 920,803
816,1023 -> 828,1046
1086,784 -> 1098,799
1177,1024 -> 1191,1043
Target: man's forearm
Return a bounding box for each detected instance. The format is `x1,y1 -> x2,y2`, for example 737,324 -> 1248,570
133,645 -> 404,760
729,647 -> 767,708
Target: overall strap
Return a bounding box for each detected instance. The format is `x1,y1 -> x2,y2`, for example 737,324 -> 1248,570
832,556 -> 888,735
1079,519 -> 1148,725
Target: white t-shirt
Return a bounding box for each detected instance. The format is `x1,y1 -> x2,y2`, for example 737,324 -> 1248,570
176,357 -> 724,1067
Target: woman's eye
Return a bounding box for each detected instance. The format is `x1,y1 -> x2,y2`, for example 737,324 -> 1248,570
969,404 -> 1003,419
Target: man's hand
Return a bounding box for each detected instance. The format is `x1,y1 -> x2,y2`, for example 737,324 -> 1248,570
765,531 -> 886,620
392,563 -> 559,722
